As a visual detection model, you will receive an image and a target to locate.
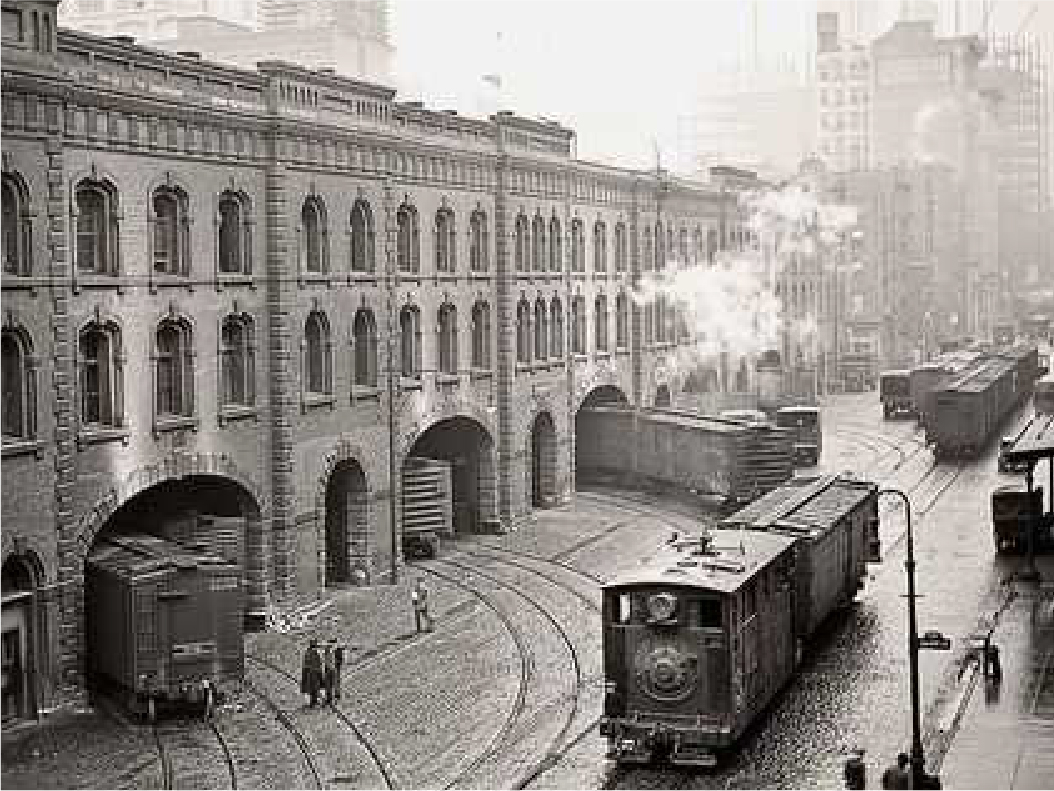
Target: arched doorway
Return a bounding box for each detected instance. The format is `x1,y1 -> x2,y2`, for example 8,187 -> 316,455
575,385 -> 630,487
654,384 -> 672,408
2,555 -> 39,725
405,417 -> 496,538
530,411 -> 558,508
324,460 -> 368,586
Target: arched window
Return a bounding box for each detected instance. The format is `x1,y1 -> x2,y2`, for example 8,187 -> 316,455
534,298 -> 548,361
693,228 -> 704,263
655,221 -> 665,270
665,225 -> 674,269
218,191 -> 251,275
549,216 -> 562,272
1,329 -> 35,441
155,319 -> 194,418
469,210 -> 488,272
735,358 -> 750,392
399,306 -> 421,377
350,199 -> 375,273
531,215 -> 546,272
79,322 -> 123,427
516,298 -> 532,364
2,173 -> 32,276
397,203 -> 419,273
593,221 -> 607,273
300,196 -> 327,274
437,303 -> 458,374
595,294 -> 608,352
642,226 -> 653,271
614,222 -> 627,273
707,229 -> 719,263
471,301 -> 491,369
550,298 -> 564,359
644,301 -> 654,345
151,185 -> 189,276
679,227 -> 689,263
570,219 -> 585,272
353,309 -> 378,388
616,293 -> 629,349
515,214 -> 529,272
304,311 -> 332,395
220,315 -> 255,407
571,296 -> 587,354
74,178 -> 119,274
435,207 -> 455,273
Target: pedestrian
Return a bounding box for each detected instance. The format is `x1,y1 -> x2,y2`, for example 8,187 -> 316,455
201,678 -> 214,723
331,640 -> 344,700
844,747 -> 866,790
321,640 -> 335,704
412,579 -> 432,633
300,638 -> 323,707
986,643 -> 1002,683
882,752 -> 910,789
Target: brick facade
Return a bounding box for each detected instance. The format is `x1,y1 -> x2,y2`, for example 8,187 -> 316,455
1,0 -> 754,716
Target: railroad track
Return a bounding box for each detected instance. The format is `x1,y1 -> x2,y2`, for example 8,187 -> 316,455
238,671 -> 324,790
421,556 -> 583,791
153,716 -> 237,790
244,653 -> 396,790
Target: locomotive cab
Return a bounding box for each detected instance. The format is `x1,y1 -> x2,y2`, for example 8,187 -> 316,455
600,532 -> 798,767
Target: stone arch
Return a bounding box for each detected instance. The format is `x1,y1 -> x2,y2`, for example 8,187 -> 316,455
313,439 -> 374,587
528,410 -> 558,509
2,550 -> 45,722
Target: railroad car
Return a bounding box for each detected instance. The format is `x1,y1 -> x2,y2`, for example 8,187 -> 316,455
774,405 -> 822,465
880,370 -> 913,418
601,475 -> 880,767
991,484 -> 1046,553
86,534 -> 244,716
1036,373 -> 1054,415
910,350 -> 985,434
930,354 -> 1025,459
577,407 -> 793,506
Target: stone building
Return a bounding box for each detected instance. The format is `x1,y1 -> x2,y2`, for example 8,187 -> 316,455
0,0 -> 753,723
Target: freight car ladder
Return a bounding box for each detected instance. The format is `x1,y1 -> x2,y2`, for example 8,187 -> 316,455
738,427 -> 794,499
401,457 -> 452,559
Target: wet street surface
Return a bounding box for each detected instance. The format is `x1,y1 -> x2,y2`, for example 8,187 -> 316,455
3,393 -> 1051,789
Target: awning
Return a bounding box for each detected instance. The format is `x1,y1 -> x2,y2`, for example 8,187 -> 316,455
1005,414 -> 1054,463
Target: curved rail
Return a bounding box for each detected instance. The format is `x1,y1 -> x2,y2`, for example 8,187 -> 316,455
152,716 -> 237,791
240,673 -> 324,790
244,653 -> 396,790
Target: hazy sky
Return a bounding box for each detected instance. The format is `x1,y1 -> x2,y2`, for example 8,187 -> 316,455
388,0 -> 1053,170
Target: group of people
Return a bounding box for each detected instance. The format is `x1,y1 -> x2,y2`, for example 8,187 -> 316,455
299,580 -> 434,708
845,749 -> 941,790
299,637 -> 345,707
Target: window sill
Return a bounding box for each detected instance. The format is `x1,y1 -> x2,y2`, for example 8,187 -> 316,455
532,361 -> 551,371
218,405 -> 259,425
572,353 -> 589,362
470,368 -> 493,381
516,362 -> 533,373
216,275 -> 255,290
400,376 -> 423,391
301,393 -> 335,412
73,274 -> 123,293
153,415 -> 199,436
435,373 -> 460,387
351,385 -> 381,401
615,346 -> 631,356
348,271 -> 380,285
77,426 -> 130,449
595,350 -> 611,359
297,273 -> 334,288
1,275 -> 37,292
1,438 -> 44,459
150,275 -> 194,293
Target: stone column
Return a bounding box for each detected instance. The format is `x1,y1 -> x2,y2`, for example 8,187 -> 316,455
494,153 -> 514,527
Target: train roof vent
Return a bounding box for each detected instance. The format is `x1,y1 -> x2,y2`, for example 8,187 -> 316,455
699,559 -> 747,574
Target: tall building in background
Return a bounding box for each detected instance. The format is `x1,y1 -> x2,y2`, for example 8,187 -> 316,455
59,0 -> 394,85
816,10 -> 873,172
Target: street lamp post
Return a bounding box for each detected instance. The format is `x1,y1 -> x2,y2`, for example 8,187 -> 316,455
879,488 -> 939,790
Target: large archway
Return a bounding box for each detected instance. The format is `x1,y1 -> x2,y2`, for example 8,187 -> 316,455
654,383 -> 672,408
324,460 -> 368,586
2,554 -> 40,726
405,416 -> 496,539
575,385 -> 630,487
83,474 -> 263,695
529,411 -> 558,509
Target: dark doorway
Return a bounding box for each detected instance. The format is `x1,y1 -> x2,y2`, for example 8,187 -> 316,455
324,460 -> 368,586
530,411 -> 558,508
654,384 -> 672,407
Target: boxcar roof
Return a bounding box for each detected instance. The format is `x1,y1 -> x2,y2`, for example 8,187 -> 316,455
1004,414 -> 1054,463
718,474 -> 877,538
88,534 -> 237,578
603,530 -> 797,594
641,408 -> 750,434
941,356 -> 1017,394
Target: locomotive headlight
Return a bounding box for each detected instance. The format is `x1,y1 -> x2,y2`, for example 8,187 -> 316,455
646,592 -> 678,622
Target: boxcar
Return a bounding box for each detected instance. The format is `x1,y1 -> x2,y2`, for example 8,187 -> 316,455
931,356 -> 1019,459
576,407 -> 793,505
86,534 -> 244,715
774,405 -> 822,465
1036,374 -> 1054,415
719,474 -> 880,637
600,474 -> 881,767
992,484 -> 1046,553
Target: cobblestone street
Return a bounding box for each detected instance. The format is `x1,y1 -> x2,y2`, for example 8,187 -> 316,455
4,394 -> 1053,789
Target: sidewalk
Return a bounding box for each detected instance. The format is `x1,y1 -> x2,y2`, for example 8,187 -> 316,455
939,556 -> 1054,789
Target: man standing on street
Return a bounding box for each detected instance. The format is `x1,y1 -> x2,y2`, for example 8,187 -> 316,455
412,579 -> 432,633
844,747 -> 866,790
301,639 -> 322,708
882,753 -> 911,789
331,639 -> 344,700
